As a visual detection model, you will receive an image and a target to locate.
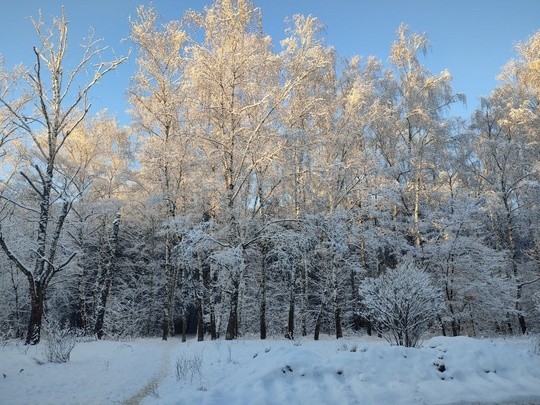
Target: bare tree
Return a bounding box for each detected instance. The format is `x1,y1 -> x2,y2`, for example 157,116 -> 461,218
0,8 -> 127,344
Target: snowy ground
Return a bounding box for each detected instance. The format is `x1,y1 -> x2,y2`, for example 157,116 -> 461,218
1,334 -> 540,405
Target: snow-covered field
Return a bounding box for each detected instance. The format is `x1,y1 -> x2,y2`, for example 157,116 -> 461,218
1,334 -> 540,405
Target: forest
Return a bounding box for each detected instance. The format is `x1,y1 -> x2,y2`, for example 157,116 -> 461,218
0,0 -> 539,347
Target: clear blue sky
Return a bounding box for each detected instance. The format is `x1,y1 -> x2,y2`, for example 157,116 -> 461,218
0,0 -> 539,125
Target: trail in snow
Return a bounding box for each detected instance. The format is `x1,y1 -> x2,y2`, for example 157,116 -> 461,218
122,341 -> 174,405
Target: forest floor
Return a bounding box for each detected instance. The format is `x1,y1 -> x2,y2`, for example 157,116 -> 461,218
1,333 -> 540,404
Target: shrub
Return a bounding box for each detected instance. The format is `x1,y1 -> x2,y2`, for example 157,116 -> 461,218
175,351 -> 204,385
360,262 -> 443,348
42,320 -> 77,363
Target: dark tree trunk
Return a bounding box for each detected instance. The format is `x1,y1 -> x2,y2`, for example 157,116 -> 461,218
94,213 -> 121,340
94,278 -> 113,340
210,303 -> 217,340
334,304 -> 342,339
146,266 -> 155,337
287,267 -> 296,339
26,283 -> 45,345
313,304 -> 324,341
287,294 -> 295,340
209,268 -> 218,340
77,272 -> 88,334
332,263 -> 342,339
162,279 -> 171,340
181,311 -> 187,343
260,243 -> 267,340
517,283 -> 527,334
350,268 -> 361,331
439,316 -> 447,337
180,266 -> 188,343
162,235 -> 176,341
301,259 -> 308,337
518,313 -> 527,334
451,319 -> 460,337
504,196 -> 527,334
196,253 -> 205,342
225,279 -> 239,340
260,290 -> 267,340
197,298 -> 204,341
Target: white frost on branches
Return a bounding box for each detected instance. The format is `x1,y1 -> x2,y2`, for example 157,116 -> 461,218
359,262 -> 443,347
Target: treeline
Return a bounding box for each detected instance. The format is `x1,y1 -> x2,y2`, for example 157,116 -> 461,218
0,0 -> 539,345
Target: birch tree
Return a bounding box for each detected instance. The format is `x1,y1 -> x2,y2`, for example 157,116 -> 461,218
0,9 -> 126,344
184,0 -> 286,340
371,24 -> 464,247
129,5 -> 191,340
186,0 -> 281,219
466,31 -> 540,333
279,14 -> 335,218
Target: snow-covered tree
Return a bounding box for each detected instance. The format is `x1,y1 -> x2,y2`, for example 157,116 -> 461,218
369,24 -> 464,247
0,9 -> 126,344
129,5 -> 192,340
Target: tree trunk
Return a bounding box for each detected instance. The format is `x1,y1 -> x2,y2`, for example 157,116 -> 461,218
413,172 -> 422,246
210,302 -> 217,340
332,263 -> 342,339
74,222 -> 88,335
162,235 -> 175,341
77,272 -> 88,334
451,318 -> 460,337
366,319 -> 372,336
287,268 -> 296,339
178,263 -> 187,343
94,276 -> 113,340
313,304 -> 323,341
334,304 -> 342,339
196,298 -> 204,341
181,311 -> 187,343
350,268 -> 361,331
27,174 -> 53,345
225,279 -> 239,340
209,267 -> 218,340
260,242 -> 267,340
504,196 -> 527,334
301,257 -> 308,337
196,253 -> 205,342
26,282 -> 45,345
517,284 -> 527,334
146,262 -> 155,337
287,290 -> 295,340
94,213 -> 121,340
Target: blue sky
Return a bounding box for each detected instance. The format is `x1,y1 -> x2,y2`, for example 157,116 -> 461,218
0,0 -> 539,125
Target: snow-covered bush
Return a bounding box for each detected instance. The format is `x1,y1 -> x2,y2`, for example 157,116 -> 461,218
42,320 -> 77,363
359,262 -> 443,348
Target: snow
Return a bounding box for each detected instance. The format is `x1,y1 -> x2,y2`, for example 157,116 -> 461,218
1,334 -> 540,405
